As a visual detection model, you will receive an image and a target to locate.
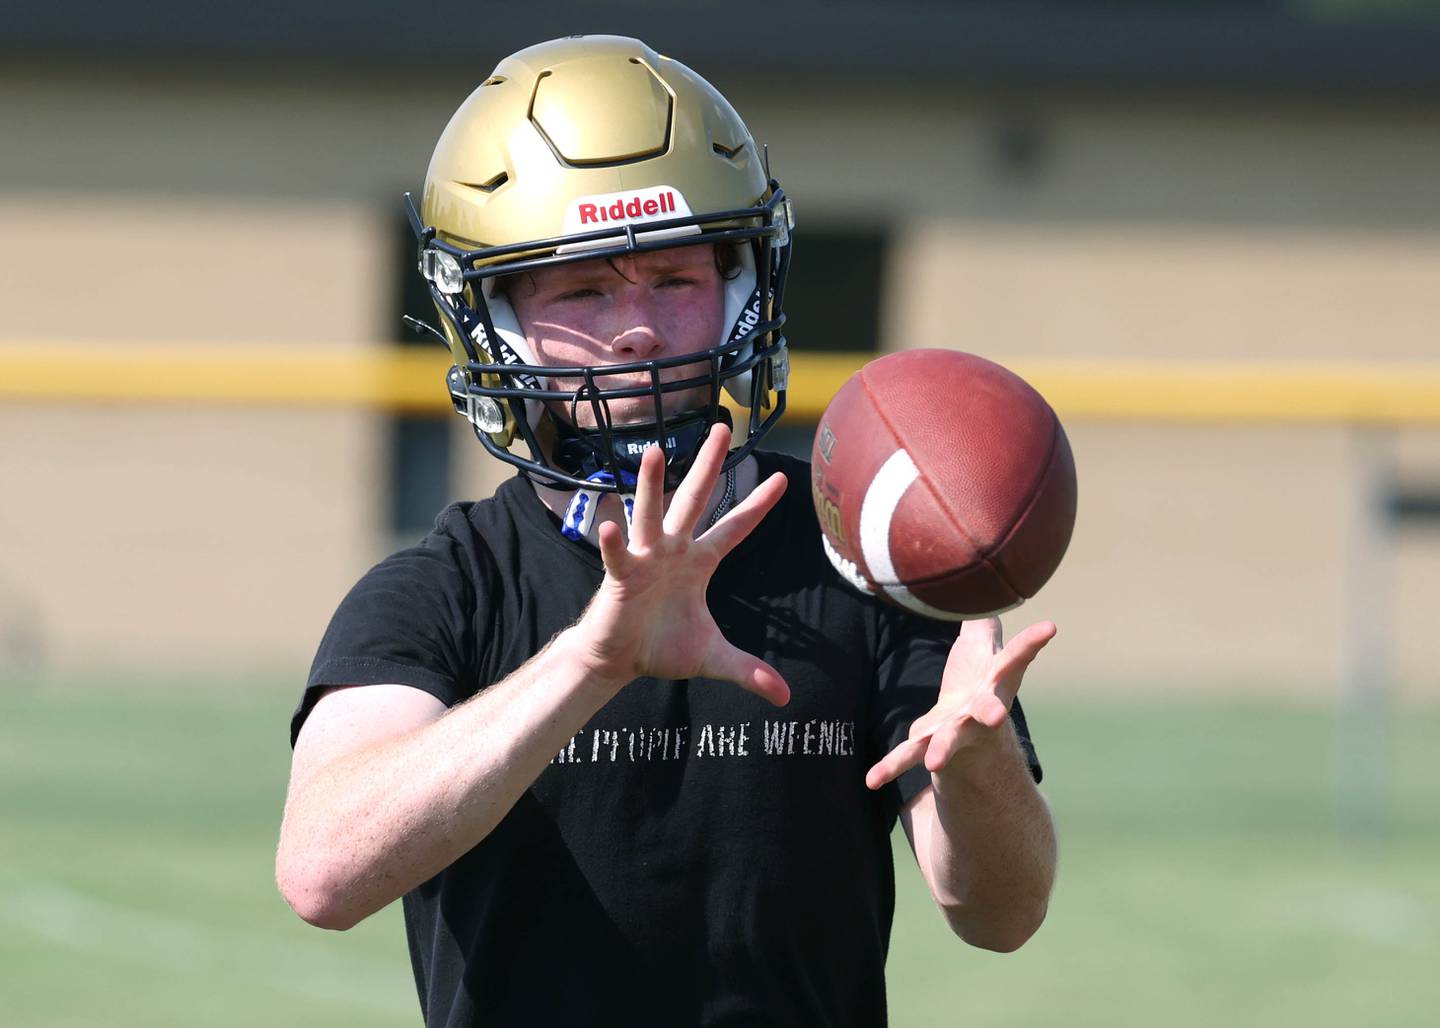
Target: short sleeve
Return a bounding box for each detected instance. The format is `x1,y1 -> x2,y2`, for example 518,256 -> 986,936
870,610 -> 1044,812
290,505 -> 493,746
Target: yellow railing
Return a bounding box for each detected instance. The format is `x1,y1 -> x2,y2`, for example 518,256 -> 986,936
3,342 -> 1440,424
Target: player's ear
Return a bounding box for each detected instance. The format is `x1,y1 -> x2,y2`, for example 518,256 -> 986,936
714,242 -> 743,281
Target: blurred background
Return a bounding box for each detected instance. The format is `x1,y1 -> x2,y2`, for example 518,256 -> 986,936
2,1 -> 1437,1025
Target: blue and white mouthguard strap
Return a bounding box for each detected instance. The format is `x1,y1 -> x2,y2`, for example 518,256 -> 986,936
560,469 -> 637,542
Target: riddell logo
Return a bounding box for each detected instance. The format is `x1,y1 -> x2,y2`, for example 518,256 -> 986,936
561,185 -> 695,239
624,436 -> 677,455
578,191 -> 678,225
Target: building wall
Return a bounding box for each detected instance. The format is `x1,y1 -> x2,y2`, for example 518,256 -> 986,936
0,404 -> 381,669
1,63 -> 1436,697
0,195 -> 392,671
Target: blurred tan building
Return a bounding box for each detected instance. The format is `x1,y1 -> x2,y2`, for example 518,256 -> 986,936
2,4 -> 1438,699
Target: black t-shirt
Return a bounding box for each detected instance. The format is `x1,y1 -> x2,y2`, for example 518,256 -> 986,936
293,450 -> 1041,1028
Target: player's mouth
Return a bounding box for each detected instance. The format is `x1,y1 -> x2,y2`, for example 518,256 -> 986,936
548,367 -> 712,430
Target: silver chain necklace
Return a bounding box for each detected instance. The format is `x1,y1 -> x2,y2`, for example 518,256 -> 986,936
705,465 -> 738,529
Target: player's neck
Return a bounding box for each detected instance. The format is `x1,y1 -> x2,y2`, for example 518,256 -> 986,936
535,455 -> 758,547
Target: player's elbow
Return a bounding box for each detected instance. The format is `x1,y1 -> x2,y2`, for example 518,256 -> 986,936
944,899 -> 1048,953
275,851 -> 362,931
281,885 -> 363,932
284,888 -> 361,932
959,921 -> 1042,954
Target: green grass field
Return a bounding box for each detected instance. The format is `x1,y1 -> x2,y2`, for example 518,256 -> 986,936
2,676 -> 1436,1026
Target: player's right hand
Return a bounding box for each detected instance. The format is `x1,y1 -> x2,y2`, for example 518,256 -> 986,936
572,424 -> 791,706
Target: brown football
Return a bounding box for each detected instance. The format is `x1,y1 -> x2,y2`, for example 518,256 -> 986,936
810,349 -> 1077,620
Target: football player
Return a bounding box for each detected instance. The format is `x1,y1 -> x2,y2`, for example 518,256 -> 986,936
278,35 -> 1057,1026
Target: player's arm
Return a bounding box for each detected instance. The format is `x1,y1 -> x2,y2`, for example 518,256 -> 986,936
277,629 -> 630,931
897,737 -> 1056,952
868,617 -> 1058,952
277,428 -> 789,931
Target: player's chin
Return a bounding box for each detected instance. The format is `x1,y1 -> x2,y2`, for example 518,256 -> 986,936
573,391 -> 712,430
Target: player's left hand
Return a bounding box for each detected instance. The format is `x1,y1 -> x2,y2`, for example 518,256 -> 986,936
864,617 -> 1055,790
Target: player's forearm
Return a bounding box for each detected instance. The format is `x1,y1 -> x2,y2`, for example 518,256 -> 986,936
277,627 -> 625,930
922,726 -> 1057,952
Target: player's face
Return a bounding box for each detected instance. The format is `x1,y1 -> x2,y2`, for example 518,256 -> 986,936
507,244 -> 725,427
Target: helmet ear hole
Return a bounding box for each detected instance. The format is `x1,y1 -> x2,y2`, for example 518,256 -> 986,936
715,242 -> 745,281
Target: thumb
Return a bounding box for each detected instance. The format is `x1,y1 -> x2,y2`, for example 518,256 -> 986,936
703,640 -> 791,707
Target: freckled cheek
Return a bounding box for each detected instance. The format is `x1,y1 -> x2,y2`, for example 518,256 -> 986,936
533,336 -> 602,368
663,319 -> 706,355
527,316 -> 612,370
663,298 -> 726,355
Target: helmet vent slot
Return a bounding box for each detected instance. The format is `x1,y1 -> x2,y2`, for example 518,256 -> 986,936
462,172 -> 510,194
712,141 -> 745,160
481,76 -> 507,87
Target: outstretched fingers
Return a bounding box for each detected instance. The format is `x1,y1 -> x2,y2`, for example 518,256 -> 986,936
922,711 -> 982,773
1005,620 -> 1058,664
865,736 -> 928,790
992,620 -> 1057,707
700,472 -> 788,559
627,444 -> 668,548
597,520 -> 636,579
664,423 -> 731,536
963,615 -> 1004,650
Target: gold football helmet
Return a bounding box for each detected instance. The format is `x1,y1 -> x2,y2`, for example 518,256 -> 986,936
406,34 -> 793,493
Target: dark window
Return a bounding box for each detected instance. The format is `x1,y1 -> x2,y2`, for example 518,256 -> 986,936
765,223 -> 888,458
1391,487 -> 1440,524
783,224 -> 887,355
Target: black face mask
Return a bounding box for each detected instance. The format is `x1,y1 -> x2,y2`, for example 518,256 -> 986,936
406,184 -> 793,497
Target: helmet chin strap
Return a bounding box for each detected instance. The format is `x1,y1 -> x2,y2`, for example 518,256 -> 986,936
551,401 -> 733,546
555,412 -> 740,544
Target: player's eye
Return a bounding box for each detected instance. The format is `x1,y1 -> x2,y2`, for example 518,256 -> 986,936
556,287 -> 603,301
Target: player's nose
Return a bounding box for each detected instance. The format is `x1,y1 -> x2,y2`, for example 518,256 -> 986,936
607,296 -> 667,361
610,329 -> 665,360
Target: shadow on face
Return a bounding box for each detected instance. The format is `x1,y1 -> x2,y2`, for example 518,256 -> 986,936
504,243 -> 734,428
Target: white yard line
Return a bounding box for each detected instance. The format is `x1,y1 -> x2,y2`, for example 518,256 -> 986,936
0,878 -> 414,1015
1319,885 -> 1435,950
